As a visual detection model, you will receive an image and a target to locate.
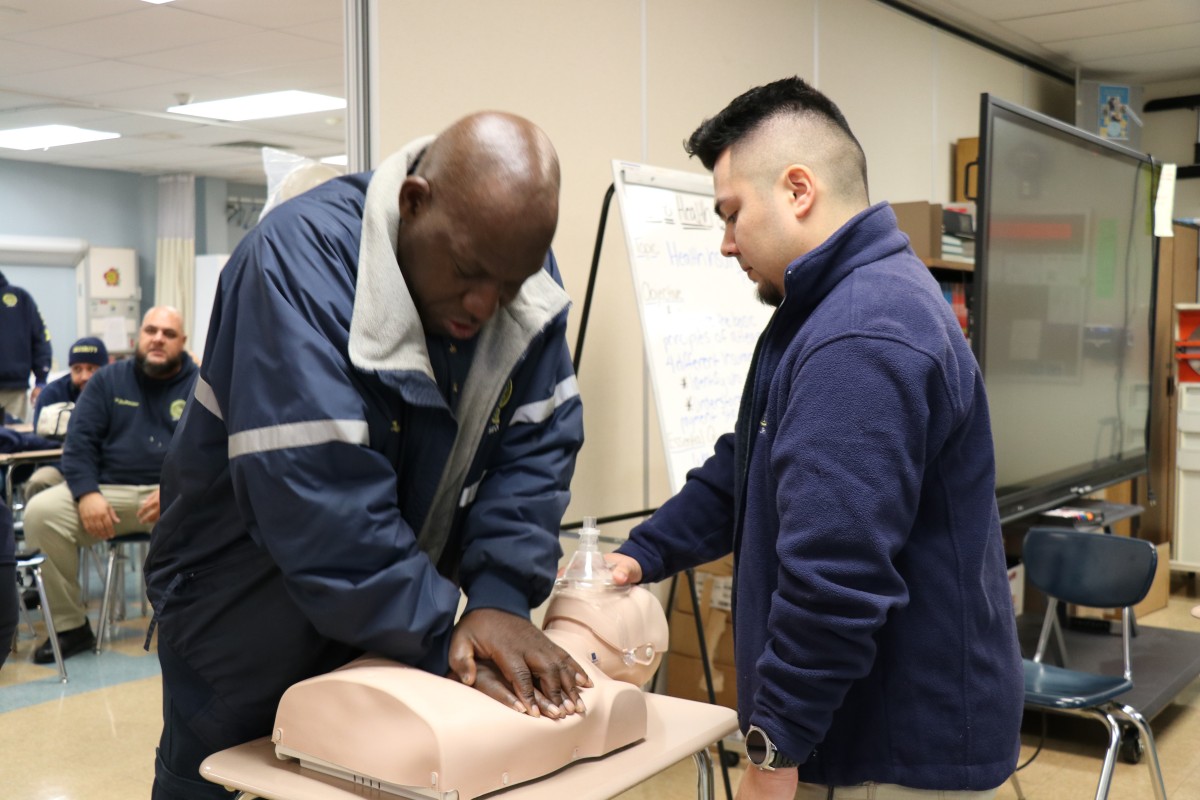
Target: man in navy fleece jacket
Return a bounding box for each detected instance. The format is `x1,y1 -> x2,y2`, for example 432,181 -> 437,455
610,77 -> 1022,799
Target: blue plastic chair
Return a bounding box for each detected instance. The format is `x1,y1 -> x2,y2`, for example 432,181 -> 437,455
1020,527 -> 1167,800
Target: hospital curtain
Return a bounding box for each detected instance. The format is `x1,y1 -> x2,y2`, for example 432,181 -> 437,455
154,173 -> 196,340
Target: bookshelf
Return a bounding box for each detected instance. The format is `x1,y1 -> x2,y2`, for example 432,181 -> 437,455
892,201 -> 976,341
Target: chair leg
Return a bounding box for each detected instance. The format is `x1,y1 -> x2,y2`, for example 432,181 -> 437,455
30,564 -> 67,683
138,540 -> 149,618
1080,708 -> 1123,800
17,585 -> 36,637
11,581 -> 20,652
94,543 -> 118,654
1009,771 -> 1026,800
1117,704 -> 1167,800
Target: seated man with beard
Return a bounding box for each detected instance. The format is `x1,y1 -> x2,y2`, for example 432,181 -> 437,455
24,306 -> 197,663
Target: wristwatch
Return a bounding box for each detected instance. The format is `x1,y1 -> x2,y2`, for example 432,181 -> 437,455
744,725 -> 799,771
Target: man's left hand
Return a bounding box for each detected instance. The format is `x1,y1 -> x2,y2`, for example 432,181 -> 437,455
448,608 -> 592,719
30,386 -> 42,405
136,488 -> 161,525
735,766 -> 798,800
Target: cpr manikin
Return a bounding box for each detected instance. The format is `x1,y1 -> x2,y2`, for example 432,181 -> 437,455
270,518 -> 669,799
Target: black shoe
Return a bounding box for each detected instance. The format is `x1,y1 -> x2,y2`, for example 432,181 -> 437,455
22,588 -> 40,610
33,621 -> 95,664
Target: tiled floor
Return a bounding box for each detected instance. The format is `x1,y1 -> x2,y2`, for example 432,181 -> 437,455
3,573 -> 1198,800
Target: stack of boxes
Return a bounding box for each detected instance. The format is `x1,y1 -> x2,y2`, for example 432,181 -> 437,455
665,554 -> 737,709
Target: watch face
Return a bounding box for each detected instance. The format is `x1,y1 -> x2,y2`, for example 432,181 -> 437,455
745,728 -> 769,766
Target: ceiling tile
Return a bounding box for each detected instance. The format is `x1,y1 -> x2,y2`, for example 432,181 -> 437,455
1081,46 -> 1200,83
3,60 -> 195,101
0,0 -> 135,35
123,30 -> 342,81
1002,0 -> 1200,43
168,0 -> 342,30
0,40 -> 95,77
936,0 -> 1118,23
7,7 -> 261,59
1048,21 -> 1200,62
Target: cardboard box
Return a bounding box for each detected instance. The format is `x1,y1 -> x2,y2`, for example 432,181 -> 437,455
954,137 -> 979,201
892,201 -> 943,263
666,555 -> 738,708
1007,562 -> 1025,616
669,607 -> 735,665
671,554 -> 733,613
665,652 -> 737,709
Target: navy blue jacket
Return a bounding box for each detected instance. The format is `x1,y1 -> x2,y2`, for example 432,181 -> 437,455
619,203 -> 1022,790
32,373 -> 80,431
143,140 -> 584,748
0,272 -> 51,391
62,355 -> 198,499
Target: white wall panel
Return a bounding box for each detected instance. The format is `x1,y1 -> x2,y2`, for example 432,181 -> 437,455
373,0 -> 1073,539
818,0 -> 939,205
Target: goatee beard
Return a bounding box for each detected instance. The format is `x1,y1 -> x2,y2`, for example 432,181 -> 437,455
136,350 -> 180,378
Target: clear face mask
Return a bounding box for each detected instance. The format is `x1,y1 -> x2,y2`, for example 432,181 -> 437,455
545,517 -> 669,685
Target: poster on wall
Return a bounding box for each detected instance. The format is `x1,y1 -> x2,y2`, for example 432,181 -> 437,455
1097,85 -> 1131,141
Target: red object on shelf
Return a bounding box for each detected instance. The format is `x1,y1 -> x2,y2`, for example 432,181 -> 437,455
1176,306 -> 1200,383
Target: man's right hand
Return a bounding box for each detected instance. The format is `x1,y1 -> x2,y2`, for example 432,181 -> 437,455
604,553 -> 643,586
448,608 -> 591,719
77,491 -> 120,540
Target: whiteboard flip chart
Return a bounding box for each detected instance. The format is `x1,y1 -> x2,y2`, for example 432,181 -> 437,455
612,160 -> 775,493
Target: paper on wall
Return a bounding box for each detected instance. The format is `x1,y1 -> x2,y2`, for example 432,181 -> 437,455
97,316 -> 127,352
1155,163 -> 1177,238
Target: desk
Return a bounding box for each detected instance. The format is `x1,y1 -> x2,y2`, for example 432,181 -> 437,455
0,448 -> 63,508
201,693 -> 739,800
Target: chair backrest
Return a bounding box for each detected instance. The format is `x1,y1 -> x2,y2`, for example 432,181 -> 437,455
1022,527 -> 1157,609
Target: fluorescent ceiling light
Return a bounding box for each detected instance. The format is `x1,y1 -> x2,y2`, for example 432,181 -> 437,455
140,1 -> 177,4
0,124 -> 120,151
321,154 -> 347,166
167,91 -> 346,122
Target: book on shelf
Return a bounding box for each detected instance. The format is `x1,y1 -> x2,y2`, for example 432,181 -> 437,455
938,280 -> 970,337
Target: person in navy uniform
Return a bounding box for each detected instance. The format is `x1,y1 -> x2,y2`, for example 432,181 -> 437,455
0,271 -> 52,422
144,112 -> 590,799
24,307 -> 197,664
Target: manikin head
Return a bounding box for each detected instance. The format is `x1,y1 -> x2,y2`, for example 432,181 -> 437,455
543,563 -> 669,686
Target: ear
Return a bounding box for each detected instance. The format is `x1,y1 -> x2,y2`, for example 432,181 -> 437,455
398,175 -> 431,221
783,164 -> 816,220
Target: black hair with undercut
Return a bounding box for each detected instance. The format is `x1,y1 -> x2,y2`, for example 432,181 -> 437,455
684,76 -> 865,176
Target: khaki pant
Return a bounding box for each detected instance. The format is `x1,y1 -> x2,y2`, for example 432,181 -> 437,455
0,388 -> 29,422
23,465 -> 64,501
23,481 -> 157,630
795,783 -> 998,799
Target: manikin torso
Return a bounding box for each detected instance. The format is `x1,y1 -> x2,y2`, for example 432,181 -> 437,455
271,526 -> 670,800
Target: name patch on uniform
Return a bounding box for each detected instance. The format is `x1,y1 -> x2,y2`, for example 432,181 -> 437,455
488,379 -> 514,433
114,397 -> 139,407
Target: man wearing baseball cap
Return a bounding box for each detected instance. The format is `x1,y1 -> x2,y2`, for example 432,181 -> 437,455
21,336 -> 110,500
38,337 -> 109,417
